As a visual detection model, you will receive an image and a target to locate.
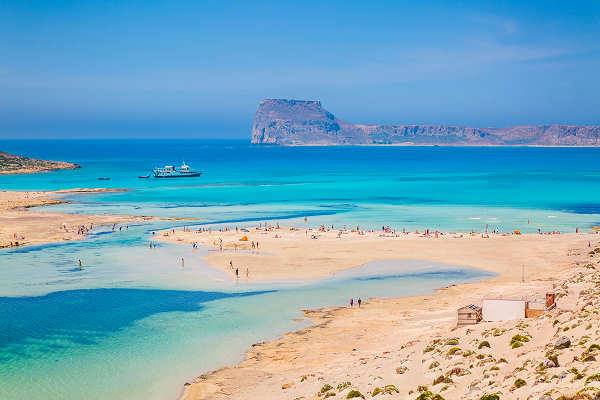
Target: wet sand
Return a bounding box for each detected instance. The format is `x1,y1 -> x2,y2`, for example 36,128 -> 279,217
0,189 -> 152,248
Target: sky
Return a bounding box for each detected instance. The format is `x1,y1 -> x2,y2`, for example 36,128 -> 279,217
1,0 -> 599,138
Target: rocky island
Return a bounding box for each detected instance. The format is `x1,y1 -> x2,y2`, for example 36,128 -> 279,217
0,150 -> 81,175
251,99 -> 600,146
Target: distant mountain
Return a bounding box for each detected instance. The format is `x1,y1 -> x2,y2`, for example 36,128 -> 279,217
0,150 -> 80,175
251,99 -> 600,146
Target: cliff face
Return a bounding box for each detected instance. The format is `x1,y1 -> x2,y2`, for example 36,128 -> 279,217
251,99 -> 600,146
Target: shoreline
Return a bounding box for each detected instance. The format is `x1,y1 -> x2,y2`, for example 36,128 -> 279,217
156,225 -> 594,281
1,186 -> 598,399
165,225 -> 600,399
0,188 -> 153,248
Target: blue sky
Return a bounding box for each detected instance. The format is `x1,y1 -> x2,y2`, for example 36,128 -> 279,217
1,0 -> 599,138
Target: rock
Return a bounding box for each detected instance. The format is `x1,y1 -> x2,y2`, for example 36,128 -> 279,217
543,359 -> 557,368
0,150 -> 81,174
554,336 -> 571,349
251,99 -> 600,146
557,371 -> 568,380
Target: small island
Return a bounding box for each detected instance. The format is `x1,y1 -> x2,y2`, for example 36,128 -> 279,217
251,99 -> 600,146
0,150 -> 81,175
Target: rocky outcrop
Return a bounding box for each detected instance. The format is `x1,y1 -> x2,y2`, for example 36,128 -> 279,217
0,150 -> 81,175
251,99 -> 600,146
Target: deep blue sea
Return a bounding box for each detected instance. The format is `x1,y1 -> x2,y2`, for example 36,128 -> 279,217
1,139 -> 599,400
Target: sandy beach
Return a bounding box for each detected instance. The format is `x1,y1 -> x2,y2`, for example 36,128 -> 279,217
0,189 -> 153,248
158,225 -> 600,400
156,225 -> 589,282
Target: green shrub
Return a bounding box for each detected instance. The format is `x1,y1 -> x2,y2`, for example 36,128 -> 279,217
463,350 -> 475,357
337,382 -> 351,392
373,385 -> 399,396
478,341 -> 491,349
429,361 -> 440,369
479,394 -> 500,400
424,345 -> 435,353
433,375 -> 453,385
321,384 -> 333,393
588,344 -> 600,352
513,378 -> 526,388
510,334 -> 530,349
445,338 -> 459,346
582,355 -> 596,362
416,391 -> 445,400
325,392 -> 336,398
447,347 -> 461,355
585,373 -> 600,384
569,367 -> 585,380
346,390 -> 364,399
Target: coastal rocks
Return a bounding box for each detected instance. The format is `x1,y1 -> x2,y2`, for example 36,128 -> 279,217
251,99 -> 600,146
555,336 -> 571,349
0,150 -> 81,175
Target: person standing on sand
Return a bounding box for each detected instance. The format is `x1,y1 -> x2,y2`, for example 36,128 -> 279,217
230,260 -> 233,269
181,257 -> 184,269
246,268 -> 249,278
350,298 -> 354,308
358,298 -> 362,308
78,259 -> 82,270
235,268 -> 239,279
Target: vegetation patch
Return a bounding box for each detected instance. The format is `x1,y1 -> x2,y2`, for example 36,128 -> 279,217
433,375 -> 453,385
513,378 -> 526,388
346,390 -> 364,399
447,347 -> 461,355
585,373 -> 600,384
429,361 -> 440,369
569,367 -> 585,380
372,385 -> 399,396
510,334 -> 530,349
478,341 -> 491,349
415,391 -> 445,400
479,394 -> 500,400
321,384 -> 333,393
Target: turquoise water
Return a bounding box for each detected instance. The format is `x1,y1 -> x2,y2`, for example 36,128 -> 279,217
1,140 -> 600,399
2,139 -> 600,232
0,222 -> 490,400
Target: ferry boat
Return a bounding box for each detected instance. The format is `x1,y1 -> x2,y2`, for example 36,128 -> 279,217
152,162 -> 202,178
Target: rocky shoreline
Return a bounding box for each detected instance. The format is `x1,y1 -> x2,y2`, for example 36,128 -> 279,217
0,150 -> 80,175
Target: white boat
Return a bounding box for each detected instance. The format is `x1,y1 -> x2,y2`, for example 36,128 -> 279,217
153,162 -> 202,178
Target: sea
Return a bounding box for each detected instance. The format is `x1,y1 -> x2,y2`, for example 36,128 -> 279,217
1,139 -> 599,400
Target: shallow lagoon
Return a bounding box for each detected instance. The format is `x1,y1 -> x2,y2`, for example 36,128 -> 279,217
2,141 -> 600,399
0,222 -> 492,400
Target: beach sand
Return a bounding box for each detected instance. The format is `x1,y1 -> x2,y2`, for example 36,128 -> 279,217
159,226 -> 600,400
0,189 -> 152,248
156,226 -> 587,283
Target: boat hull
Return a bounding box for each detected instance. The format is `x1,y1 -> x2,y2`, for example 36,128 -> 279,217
153,172 -> 202,178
